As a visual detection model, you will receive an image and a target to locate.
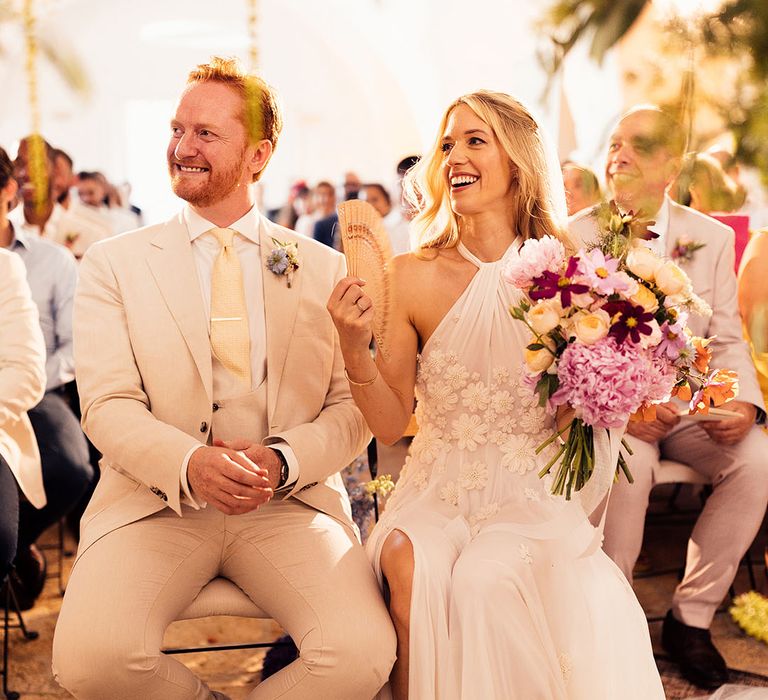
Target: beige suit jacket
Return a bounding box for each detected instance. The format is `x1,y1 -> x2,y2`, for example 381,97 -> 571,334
569,198 -> 765,411
73,211 -> 370,558
0,248 -> 47,508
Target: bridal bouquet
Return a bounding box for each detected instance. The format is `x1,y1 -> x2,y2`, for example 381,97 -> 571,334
503,202 -> 739,499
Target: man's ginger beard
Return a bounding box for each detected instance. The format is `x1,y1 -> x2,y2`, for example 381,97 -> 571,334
169,144 -> 249,208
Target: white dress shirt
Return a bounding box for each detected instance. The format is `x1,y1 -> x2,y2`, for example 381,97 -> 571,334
180,204 -> 298,505
646,195 -> 671,255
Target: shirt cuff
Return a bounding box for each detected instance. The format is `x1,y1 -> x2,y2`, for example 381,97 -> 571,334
270,442 -> 299,493
180,444 -> 207,509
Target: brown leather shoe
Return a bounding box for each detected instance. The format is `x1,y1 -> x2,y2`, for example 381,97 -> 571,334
661,610 -> 729,690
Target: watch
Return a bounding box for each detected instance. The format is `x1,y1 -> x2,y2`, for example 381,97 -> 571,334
274,449 -> 290,490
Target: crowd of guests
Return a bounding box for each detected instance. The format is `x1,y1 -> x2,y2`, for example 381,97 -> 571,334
0,138 -> 143,611
0,103 -> 767,694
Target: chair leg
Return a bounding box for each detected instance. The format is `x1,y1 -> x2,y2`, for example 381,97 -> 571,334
1,569 -> 41,699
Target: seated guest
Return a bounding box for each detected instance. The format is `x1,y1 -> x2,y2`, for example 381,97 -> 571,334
51,148 -> 76,210
672,152 -> 750,269
313,208 -> 339,249
561,160 -> 602,216
0,146 -> 95,609
739,229 -> 768,406
0,244 -> 46,583
570,105 -> 768,691
295,180 -> 335,239
11,137 -> 113,252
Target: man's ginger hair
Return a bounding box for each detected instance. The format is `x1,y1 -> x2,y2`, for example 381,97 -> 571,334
187,57 -> 283,182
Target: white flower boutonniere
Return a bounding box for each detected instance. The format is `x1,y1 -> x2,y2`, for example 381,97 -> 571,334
266,238 -> 300,287
671,236 -> 706,264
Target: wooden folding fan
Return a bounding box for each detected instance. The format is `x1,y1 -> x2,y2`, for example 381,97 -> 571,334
337,200 -> 393,360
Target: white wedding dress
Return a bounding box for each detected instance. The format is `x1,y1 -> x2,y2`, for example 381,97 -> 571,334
366,241 -> 664,699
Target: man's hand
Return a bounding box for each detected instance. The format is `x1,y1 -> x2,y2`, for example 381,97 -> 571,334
627,402 -> 681,443
701,400 -> 756,446
187,445 -> 273,515
213,439 -> 283,491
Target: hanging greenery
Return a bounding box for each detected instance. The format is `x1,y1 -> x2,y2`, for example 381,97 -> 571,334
539,0 -> 768,185
22,0 -> 48,214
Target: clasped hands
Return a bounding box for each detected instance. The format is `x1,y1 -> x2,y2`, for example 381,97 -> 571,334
187,440 -> 281,515
627,400 -> 756,446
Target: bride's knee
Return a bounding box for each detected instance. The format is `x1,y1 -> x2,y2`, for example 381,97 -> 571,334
380,530 -> 414,627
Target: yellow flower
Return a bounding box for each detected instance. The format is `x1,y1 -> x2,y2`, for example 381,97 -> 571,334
629,283 -> 659,313
524,345 -> 555,372
626,246 -> 662,282
655,261 -> 690,296
572,309 -> 610,345
527,300 -> 562,335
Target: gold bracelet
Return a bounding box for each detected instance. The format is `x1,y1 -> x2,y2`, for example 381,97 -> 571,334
344,367 -> 378,387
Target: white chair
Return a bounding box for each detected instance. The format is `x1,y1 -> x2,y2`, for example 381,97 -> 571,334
164,577 -> 292,655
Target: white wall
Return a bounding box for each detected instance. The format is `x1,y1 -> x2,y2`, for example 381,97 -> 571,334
0,0 -> 623,221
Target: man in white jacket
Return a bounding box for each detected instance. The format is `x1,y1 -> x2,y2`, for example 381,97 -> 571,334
0,244 -> 47,579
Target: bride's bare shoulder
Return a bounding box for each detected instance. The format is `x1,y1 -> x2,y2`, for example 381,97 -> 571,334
390,247 -> 463,289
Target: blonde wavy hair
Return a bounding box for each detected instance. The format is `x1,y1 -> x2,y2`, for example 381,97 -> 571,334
404,90 -> 567,251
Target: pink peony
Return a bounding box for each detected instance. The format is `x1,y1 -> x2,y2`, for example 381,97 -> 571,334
646,355 -> 678,402
550,337 -> 653,428
503,235 -> 566,289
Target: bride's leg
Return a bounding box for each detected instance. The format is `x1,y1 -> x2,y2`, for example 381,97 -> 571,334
380,529 -> 414,700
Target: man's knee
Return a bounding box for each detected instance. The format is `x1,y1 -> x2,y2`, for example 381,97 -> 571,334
53,602 -> 156,696
300,620 -> 396,697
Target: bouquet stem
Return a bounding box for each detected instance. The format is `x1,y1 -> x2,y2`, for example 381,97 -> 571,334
538,419 -> 634,499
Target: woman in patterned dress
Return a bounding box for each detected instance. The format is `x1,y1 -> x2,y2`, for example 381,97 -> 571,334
328,91 -> 663,700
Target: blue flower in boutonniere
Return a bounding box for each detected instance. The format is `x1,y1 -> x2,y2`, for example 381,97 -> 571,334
671,236 -> 706,264
266,238 -> 300,287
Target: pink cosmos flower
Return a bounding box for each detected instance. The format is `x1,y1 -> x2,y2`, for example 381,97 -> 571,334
577,248 -> 634,296
503,236 -> 566,289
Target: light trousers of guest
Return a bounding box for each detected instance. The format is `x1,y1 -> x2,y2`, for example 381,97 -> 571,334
603,422 -> 768,628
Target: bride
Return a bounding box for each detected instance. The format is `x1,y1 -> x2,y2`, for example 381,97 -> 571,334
327,90 -> 664,699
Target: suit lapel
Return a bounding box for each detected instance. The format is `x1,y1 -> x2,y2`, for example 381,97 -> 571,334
146,217 -> 212,398
260,215 -> 301,420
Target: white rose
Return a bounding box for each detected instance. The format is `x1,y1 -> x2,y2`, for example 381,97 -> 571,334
572,309 -> 611,345
524,345 -> 555,372
626,247 -> 662,282
527,300 -> 562,335
640,318 -> 663,349
655,261 -> 690,297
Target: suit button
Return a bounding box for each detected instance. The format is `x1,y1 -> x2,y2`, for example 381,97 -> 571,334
200,421 -> 208,433
212,403 -> 220,412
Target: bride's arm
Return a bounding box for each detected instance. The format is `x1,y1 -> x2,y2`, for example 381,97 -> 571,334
327,254 -> 419,445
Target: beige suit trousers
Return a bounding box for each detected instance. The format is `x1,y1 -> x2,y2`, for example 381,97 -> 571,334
602,422 -> 768,628
52,498 -> 396,699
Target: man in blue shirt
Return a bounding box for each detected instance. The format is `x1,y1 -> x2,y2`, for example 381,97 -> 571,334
1,145 -> 94,609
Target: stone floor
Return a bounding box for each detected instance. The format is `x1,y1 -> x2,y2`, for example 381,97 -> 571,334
4,483 -> 768,699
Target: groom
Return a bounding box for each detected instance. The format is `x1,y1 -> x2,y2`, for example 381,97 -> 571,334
570,105 -> 768,690
52,57 -> 395,699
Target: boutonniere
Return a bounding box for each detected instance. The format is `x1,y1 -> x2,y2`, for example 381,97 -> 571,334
266,238 -> 300,287
671,236 -> 706,264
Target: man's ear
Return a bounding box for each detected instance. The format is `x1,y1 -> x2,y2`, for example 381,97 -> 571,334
664,155 -> 683,187
249,139 -> 273,181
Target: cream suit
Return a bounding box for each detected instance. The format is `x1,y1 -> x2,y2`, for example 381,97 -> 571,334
570,197 -> 768,628
52,210 -> 396,699
0,248 -> 46,508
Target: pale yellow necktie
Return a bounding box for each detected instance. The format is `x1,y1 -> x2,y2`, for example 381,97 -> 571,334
209,227 -> 251,387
